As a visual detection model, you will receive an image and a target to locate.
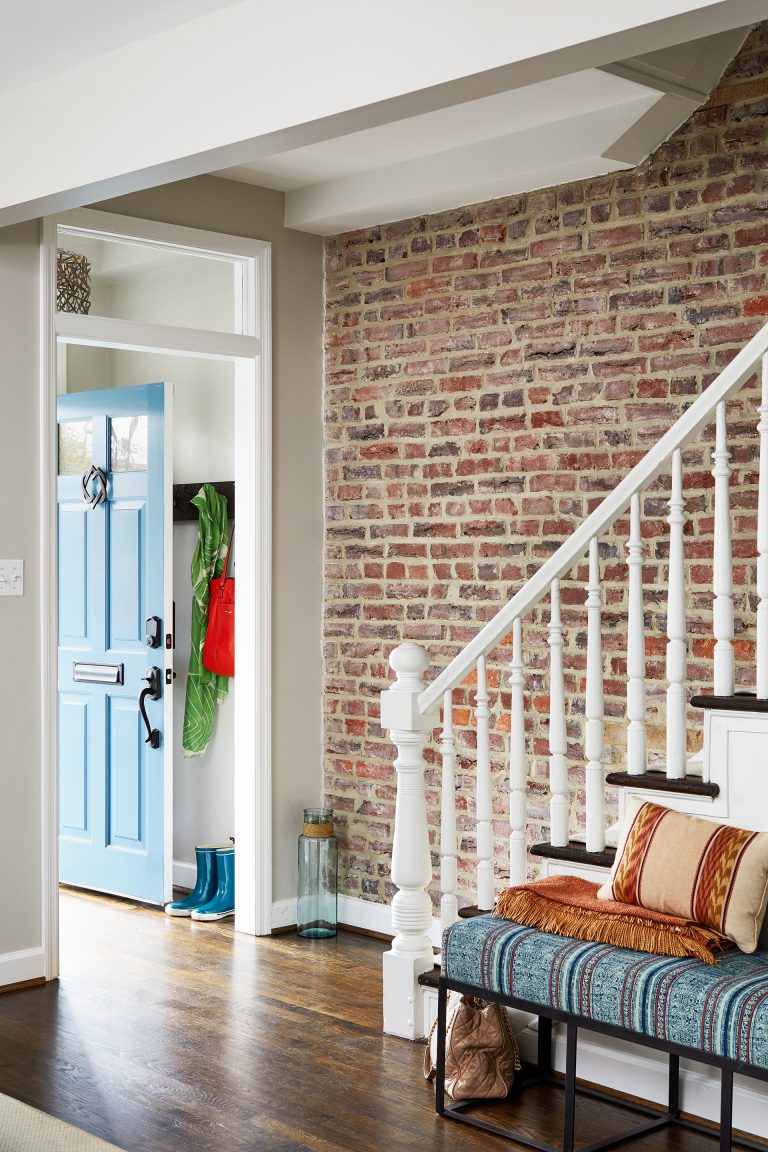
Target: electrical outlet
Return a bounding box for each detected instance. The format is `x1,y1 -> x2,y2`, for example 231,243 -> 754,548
0,560 -> 23,596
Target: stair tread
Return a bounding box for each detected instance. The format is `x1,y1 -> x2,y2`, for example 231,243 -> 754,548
531,841 -> 616,868
604,769 -> 719,798
418,965 -> 440,988
691,693 -> 768,713
458,905 -> 494,919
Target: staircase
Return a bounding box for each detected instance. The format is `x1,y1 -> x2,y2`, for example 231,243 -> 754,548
379,320 -> 768,1042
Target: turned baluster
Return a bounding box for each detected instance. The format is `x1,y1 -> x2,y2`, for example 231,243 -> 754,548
508,618 -> 527,885
626,493 -> 647,775
666,450 -> 687,779
548,580 -> 569,846
475,655 -> 493,911
440,690 -> 458,933
712,401 -> 734,696
584,538 -> 605,853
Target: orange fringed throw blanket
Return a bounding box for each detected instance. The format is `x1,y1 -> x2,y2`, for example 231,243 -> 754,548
494,875 -> 731,964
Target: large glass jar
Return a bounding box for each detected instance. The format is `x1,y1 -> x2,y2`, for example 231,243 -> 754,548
297,808 -> 338,938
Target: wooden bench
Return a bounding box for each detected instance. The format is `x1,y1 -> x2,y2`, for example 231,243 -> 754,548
437,915 -> 768,1152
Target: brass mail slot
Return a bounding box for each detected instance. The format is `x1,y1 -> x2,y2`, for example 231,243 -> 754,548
72,661 -> 124,685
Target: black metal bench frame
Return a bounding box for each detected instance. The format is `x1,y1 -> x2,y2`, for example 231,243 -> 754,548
437,974 -> 768,1152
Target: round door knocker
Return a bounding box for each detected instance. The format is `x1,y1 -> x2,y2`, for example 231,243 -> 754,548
81,465 -> 108,508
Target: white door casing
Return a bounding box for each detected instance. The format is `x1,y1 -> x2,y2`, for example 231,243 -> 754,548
40,209 -> 273,979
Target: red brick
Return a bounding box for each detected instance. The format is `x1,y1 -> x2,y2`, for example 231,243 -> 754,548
588,224 -> 644,248
530,235 -> 582,258
433,253 -> 478,273
406,276 -> 452,298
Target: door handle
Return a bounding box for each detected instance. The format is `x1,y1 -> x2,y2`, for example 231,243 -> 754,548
139,666 -> 162,749
81,464 -> 108,508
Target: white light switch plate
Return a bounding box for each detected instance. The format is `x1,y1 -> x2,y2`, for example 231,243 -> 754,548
0,560 -> 23,596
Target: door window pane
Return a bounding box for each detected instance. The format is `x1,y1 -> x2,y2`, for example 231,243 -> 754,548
58,420 -> 93,475
111,416 -> 148,472
56,229 -> 240,334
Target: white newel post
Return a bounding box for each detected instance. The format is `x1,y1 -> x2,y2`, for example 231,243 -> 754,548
757,355 -> 768,698
381,642 -> 438,1040
712,401 -> 734,696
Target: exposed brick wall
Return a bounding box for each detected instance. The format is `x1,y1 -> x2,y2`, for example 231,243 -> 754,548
323,25 -> 768,909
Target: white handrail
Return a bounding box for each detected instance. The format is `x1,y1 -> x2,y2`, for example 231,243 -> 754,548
418,320 -> 768,714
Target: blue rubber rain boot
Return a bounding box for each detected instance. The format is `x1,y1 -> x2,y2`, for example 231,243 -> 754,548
191,846 -> 235,921
164,844 -> 226,917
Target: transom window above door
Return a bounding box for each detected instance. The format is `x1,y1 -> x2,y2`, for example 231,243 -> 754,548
56,227 -> 243,335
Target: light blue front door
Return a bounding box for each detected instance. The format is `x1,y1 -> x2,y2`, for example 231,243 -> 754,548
57,384 -> 168,904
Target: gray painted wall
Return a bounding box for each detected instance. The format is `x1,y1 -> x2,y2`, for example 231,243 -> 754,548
0,221 -> 43,957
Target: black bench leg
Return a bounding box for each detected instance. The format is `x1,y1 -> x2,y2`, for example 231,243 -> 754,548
668,1054 -> 680,1117
563,1022 -> 578,1152
720,1067 -> 733,1152
538,1014 -> 552,1074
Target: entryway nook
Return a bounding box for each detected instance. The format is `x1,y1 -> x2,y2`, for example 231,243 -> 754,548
42,208 -> 273,975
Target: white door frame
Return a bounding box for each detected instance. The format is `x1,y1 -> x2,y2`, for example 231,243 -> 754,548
40,209 -> 273,977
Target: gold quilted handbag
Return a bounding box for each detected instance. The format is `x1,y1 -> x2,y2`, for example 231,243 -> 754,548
424,991 -> 521,1101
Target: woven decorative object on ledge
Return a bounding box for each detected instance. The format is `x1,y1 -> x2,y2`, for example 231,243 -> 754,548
56,249 -> 91,314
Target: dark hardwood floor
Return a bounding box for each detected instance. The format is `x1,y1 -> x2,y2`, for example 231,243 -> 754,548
0,890 -> 750,1151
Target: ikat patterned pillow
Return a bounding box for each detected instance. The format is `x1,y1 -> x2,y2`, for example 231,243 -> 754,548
597,797 -> 768,953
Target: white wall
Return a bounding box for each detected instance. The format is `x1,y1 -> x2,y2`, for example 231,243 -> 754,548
105,251 -> 240,875
0,221 -> 44,982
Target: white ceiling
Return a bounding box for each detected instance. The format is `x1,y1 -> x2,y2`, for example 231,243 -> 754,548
0,0 -> 244,94
0,0 -> 761,232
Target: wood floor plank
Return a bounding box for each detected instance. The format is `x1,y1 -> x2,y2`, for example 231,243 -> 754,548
0,891 -> 751,1151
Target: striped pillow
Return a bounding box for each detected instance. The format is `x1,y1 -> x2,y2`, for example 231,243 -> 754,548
597,798 -> 768,953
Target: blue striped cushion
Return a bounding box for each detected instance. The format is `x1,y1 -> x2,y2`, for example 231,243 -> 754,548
442,916 -> 768,1068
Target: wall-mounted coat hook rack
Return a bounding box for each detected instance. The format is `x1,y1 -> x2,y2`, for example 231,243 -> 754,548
172,481 -> 235,523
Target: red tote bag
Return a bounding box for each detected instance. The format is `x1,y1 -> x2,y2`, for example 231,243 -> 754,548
203,527 -> 234,677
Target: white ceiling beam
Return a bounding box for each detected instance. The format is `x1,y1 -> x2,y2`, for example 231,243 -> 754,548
0,0 -> 764,226
603,92 -> 699,165
284,97 -> 661,235
601,25 -> 750,99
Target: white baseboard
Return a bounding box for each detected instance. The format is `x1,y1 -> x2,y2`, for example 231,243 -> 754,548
173,859 -> 196,889
271,897 -> 296,930
0,947 -> 45,988
270,894 -> 441,947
